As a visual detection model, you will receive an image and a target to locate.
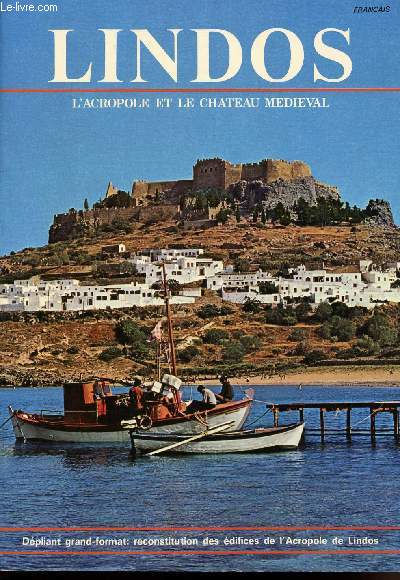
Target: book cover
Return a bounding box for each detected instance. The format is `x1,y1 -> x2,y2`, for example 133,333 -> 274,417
0,0 -> 399,575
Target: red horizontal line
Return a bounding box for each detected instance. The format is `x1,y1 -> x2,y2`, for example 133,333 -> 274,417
1,525 -> 399,532
0,549 -> 399,557
0,87 -> 399,94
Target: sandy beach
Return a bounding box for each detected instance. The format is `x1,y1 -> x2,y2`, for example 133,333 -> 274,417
202,365 -> 400,387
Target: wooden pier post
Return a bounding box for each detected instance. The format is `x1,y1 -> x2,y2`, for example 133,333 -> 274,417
370,407 -> 376,444
265,401 -> 400,444
319,408 -> 325,443
393,408 -> 399,441
346,408 -> 352,442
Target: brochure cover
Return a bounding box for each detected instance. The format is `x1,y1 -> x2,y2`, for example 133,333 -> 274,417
0,0 -> 399,575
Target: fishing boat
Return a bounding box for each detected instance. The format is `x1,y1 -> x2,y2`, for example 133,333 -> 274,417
8,265 -> 253,444
8,381 -> 252,443
128,422 -> 305,456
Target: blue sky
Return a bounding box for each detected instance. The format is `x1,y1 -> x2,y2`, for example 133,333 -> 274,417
0,0 -> 399,254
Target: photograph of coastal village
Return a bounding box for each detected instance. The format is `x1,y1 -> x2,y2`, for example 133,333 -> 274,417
1,156 -> 399,389
1,153 -> 400,573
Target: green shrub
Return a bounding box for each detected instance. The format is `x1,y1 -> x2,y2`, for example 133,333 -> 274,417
318,322 -> 332,340
47,251 -> 70,266
288,328 -> 306,342
331,302 -> 350,318
303,349 -> 327,365
197,304 -> 220,319
361,314 -> 397,347
339,336 -> 382,358
222,340 -> 245,362
203,328 -> 230,344
178,346 -> 200,363
239,334 -> 262,353
258,281 -> 279,295
215,209 -> 230,224
331,316 -> 355,341
66,345 -> 79,355
281,314 -> 298,326
22,255 -> 41,267
265,305 -> 298,326
347,306 -> 368,320
99,346 -> 122,361
318,316 -> 355,342
295,302 -> 312,321
243,298 -> 262,313
234,258 -> 251,273
197,304 -> 233,319
355,336 -> 381,356
116,320 -> 149,360
314,302 -> 333,322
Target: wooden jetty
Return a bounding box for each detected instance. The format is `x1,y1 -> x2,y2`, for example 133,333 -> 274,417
266,401 -> 400,443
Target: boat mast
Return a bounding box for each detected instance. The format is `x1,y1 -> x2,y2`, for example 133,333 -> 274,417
162,263 -> 177,376
156,342 -> 161,381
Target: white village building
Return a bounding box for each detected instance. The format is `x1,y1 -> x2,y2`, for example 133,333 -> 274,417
2,250 -> 400,313
213,261 -> 400,309
130,248 -> 223,286
0,248 -> 221,313
0,279 -> 194,313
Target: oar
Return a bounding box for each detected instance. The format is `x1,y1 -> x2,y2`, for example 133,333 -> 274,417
144,421 -> 235,456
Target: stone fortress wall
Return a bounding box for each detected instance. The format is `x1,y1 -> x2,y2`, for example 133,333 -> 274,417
192,157 -> 311,192
111,157 -> 313,206
48,157 -> 338,243
49,205 -> 180,243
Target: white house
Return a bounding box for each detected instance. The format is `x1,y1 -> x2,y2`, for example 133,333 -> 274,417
219,260 -> 400,310
130,248 -> 223,286
0,278 -> 195,312
206,270 -> 275,291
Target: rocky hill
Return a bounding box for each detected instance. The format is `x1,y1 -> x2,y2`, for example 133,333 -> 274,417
1,221 -> 400,386
2,221 -> 400,283
46,155 -> 396,244
0,152 -> 398,386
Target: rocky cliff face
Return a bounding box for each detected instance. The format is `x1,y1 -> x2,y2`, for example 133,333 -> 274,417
365,199 -> 395,228
228,176 -> 340,211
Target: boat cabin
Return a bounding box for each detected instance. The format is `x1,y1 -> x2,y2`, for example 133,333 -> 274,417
63,381 -> 132,425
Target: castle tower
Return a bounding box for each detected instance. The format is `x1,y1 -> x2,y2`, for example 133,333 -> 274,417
105,181 -> 118,198
193,157 -> 312,192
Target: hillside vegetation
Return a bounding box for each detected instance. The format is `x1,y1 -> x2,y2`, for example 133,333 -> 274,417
1,220 -> 400,385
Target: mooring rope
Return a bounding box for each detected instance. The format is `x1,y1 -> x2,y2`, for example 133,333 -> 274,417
350,405 -> 385,428
244,407 -> 272,428
0,414 -> 13,430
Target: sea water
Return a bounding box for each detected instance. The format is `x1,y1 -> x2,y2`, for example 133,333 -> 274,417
0,385 -> 399,572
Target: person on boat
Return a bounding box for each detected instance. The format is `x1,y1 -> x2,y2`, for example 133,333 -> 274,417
216,375 -> 234,403
129,377 -> 144,413
186,385 -> 217,413
162,386 -> 186,416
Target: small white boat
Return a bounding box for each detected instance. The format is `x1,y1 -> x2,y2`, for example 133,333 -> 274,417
130,422 -> 304,455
